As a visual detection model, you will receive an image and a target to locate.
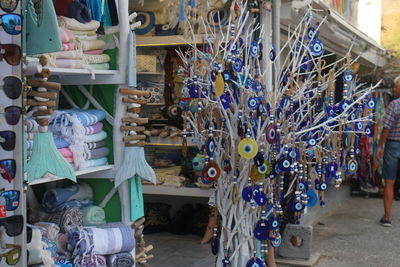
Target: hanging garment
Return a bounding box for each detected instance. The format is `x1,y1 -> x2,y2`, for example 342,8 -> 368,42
107,0 -> 119,26
26,0 -> 62,55
130,176 -> 144,221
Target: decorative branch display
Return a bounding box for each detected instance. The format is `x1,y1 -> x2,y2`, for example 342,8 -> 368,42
176,1 -> 379,266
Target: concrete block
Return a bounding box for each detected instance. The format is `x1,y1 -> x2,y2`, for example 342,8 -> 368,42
278,224 -> 313,259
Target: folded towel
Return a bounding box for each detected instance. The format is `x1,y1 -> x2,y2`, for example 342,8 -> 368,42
58,16 -> 100,31
62,41 -> 75,51
48,208 -> 84,233
82,205 -> 106,226
58,147 -> 73,158
89,63 -> 110,70
83,53 -> 110,64
86,140 -> 106,149
42,183 -> 93,212
75,254 -> 107,267
83,130 -> 107,143
70,29 -> 97,36
107,252 -> 135,267
35,222 -> 60,241
84,122 -> 103,135
27,132 -> 35,140
59,27 -> 75,43
56,233 -> 68,255
75,39 -> 105,51
84,147 -> 109,160
65,156 -> 74,163
27,140 -> 33,150
51,109 -> 106,128
54,137 -> 70,149
27,226 -> 54,265
27,118 -> 39,132
83,157 -> 108,169
53,50 -> 84,59
84,48 -> 104,55
55,59 -> 86,69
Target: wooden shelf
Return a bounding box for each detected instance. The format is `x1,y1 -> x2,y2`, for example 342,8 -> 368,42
146,136 -> 198,147
27,165 -> 115,185
137,72 -> 162,75
142,185 -> 212,197
137,35 -> 205,47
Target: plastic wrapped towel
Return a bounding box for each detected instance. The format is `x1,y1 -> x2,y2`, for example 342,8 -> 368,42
67,224 -> 135,258
82,205 -> 106,226
27,226 -> 54,266
42,183 -> 93,212
107,252 -> 135,267
47,208 -> 84,233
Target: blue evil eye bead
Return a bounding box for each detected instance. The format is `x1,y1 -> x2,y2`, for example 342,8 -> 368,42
292,200 -> 304,212
355,147 -> 360,155
232,58 -> 243,72
254,152 -> 264,166
222,258 -> 230,267
301,56 -> 311,71
254,219 -> 269,241
206,138 -> 216,156
200,172 -> 212,184
223,70 -> 231,81
347,159 -> 358,175
315,179 -> 320,190
365,124 -> 374,137
211,70 -> 217,82
269,48 -> 276,61
188,83 -> 201,98
309,39 -> 324,57
242,186 -> 253,202
350,112 -> 356,121
343,69 -> 354,82
266,124 -> 279,144
306,27 -> 318,40
325,106 -> 335,116
320,182 -> 328,191
253,189 -> 267,206
252,80 -> 263,92
258,160 -> 272,175
271,233 -> 282,248
247,97 -> 259,110
211,235 -> 219,255
339,100 -> 350,112
306,188 -> 318,207
327,162 -> 338,176
298,182 -> 307,191
250,41 -> 259,57
268,216 -> 280,230
366,97 -> 375,109
288,148 -> 300,161
307,137 -> 317,147
220,93 -> 231,109
277,157 -> 291,172
246,257 -> 264,267
355,121 -> 363,131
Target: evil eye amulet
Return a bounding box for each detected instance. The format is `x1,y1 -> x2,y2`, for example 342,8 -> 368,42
266,124 -> 279,144
211,70 -> 217,82
306,188 -> 318,207
258,160 -> 272,176
298,182 -> 307,191
253,189 -> 267,206
355,121 -> 363,131
206,138 -> 216,156
306,27 -> 318,40
220,93 -> 231,109
254,220 -> 269,241
269,48 -> 276,61
253,152 -> 264,166
365,124 -> 374,137
223,70 -> 231,81
232,58 -> 243,72
292,200 -> 304,212
343,69 -> 354,82
192,155 -> 206,171
366,97 -> 375,109
250,41 -> 259,57
307,137 -> 317,147
246,257 -> 264,267
271,233 -> 282,248
347,159 -> 358,174
238,138 -> 259,159
268,216 -> 280,230
211,235 -> 219,255
203,161 -> 221,181
309,39 -> 324,57
247,97 -> 259,110
277,157 -> 292,172
242,186 -> 253,202
320,182 -> 328,191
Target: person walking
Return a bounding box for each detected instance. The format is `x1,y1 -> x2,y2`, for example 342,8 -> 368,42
377,76 -> 400,227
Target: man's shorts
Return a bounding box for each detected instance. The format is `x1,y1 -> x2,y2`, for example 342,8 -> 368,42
383,140 -> 400,180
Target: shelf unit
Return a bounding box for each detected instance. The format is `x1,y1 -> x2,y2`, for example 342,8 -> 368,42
44,68 -> 122,85
142,185 -> 212,198
136,35 -> 205,47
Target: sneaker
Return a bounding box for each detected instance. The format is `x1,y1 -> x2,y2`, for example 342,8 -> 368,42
379,217 -> 392,227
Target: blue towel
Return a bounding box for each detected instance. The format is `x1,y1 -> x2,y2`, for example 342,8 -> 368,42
54,137 -> 70,149
51,109 -> 106,127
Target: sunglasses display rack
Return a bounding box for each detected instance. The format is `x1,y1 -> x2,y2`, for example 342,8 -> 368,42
0,0 -> 27,266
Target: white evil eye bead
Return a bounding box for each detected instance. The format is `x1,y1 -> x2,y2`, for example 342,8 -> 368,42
295,202 -> 303,211
308,138 -> 316,146
250,41 -> 258,57
309,39 -> 324,57
367,97 -> 375,109
232,58 -> 243,72
247,97 -> 258,110
343,70 -> 354,82
320,183 -> 327,191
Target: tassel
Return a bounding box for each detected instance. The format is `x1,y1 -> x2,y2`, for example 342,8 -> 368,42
26,132 -> 76,183
114,146 -> 156,188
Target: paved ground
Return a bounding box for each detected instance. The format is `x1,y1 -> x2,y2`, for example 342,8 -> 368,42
145,196 -> 400,267
313,197 -> 400,267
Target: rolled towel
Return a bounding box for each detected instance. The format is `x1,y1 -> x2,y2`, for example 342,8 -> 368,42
53,50 -> 84,59
84,147 -> 110,160
35,222 -> 60,240
48,208 -> 83,233
59,27 -> 74,43
83,157 -> 108,169
84,49 -> 104,55
58,147 -> 73,158
82,205 -> 106,226
58,16 -> 100,31
86,140 -> 106,149
55,59 -> 86,69
42,183 -> 93,212
83,130 -> 107,143
75,254 -> 107,267
83,53 -> 110,64
107,252 -> 135,267
75,39 -> 106,51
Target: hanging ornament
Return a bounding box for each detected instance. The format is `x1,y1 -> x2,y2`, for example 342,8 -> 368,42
306,188 -> 318,207
203,161 -> 221,181
253,186 -> 267,206
220,92 -> 231,110
308,38 -> 324,57
366,97 -> 375,109
238,138 -> 259,159
192,154 -> 206,171
232,58 -> 243,72
253,219 -> 269,241
346,159 -> 358,175
343,69 -> 354,82
247,97 -> 259,110
223,70 -> 231,81
258,160 -> 272,176
214,72 -> 225,96
365,124 -> 374,137
206,138 -> 216,156
266,124 -> 279,144
271,232 -> 282,248
245,257 -> 264,267
242,185 -> 253,202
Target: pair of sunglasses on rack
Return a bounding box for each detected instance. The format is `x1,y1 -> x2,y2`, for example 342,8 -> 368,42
1,105 -> 22,125
0,159 -> 16,183
1,0 -> 19,13
0,13 -> 22,35
0,215 -> 23,236
0,131 -> 16,151
0,244 -> 21,265
1,76 -> 22,99
0,43 -> 21,65
0,189 -> 19,211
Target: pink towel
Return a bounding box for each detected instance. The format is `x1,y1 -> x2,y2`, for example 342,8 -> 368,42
83,49 -> 104,55
84,122 -> 103,135
62,41 -> 75,51
59,27 -> 74,43
55,59 -> 86,69
65,157 -> 73,163
58,148 -> 73,157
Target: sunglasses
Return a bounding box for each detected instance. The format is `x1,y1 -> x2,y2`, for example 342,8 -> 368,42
0,0 -> 19,13
0,190 -> 19,211
1,76 -> 22,99
0,131 -> 16,151
0,159 -> 15,183
0,244 -> 21,265
0,43 -> 21,65
0,13 -> 22,35
1,105 -> 22,125
0,215 -> 23,236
